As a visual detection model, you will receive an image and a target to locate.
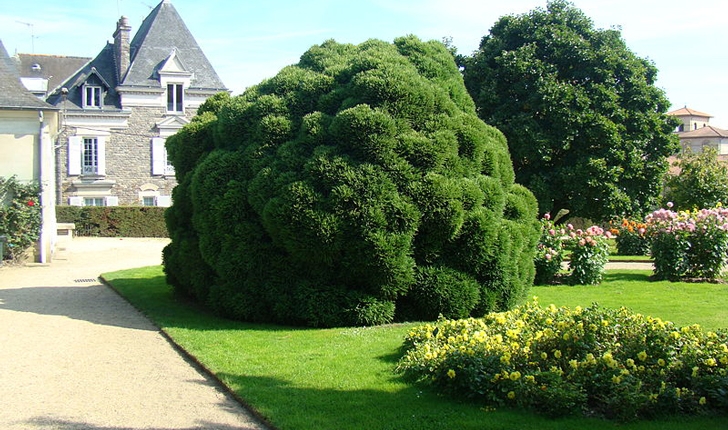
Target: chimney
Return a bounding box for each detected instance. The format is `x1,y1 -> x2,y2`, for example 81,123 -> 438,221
113,16 -> 131,83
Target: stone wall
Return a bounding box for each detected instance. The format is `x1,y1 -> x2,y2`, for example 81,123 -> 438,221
57,107 -> 198,206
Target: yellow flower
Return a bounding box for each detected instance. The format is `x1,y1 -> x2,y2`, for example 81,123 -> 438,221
657,358 -> 666,367
637,351 -> 648,361
447,369 -> 456,379
525,375 -> 535,383
705,358 -> 717,367
510,371 -> 522,381
500,353 -> 511,365
569,360 -> 579,369
699,397 -> 707,405
612,375 -> 622,384
626,358 -> 635,368
507,391 -> 516,400
541,352 -> 548,360
553,350 -> 562,359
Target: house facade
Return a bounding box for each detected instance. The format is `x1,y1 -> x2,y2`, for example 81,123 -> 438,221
45,0 -> 227,207
668,106 -> 728,154
0,39 -> 60,262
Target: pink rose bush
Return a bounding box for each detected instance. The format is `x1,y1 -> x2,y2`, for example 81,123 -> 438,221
534,215 -> 611,285
646,204 -> 728,281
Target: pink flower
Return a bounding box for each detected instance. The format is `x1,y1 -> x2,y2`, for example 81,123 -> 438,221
545,253 -> 552,261
548,229 -> 556,236
667,201 -> 674,208
27,200 -> 35,206
544,213 -> 551,220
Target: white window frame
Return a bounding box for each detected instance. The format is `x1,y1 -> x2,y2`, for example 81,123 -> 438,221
81,137 -> 106,176
166,83 -> 184,113
83,85 -> 102,108
68,136 -> 106,176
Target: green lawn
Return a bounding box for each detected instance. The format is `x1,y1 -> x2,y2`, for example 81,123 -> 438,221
103,266 -> 728,430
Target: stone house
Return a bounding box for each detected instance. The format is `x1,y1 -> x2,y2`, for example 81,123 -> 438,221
45,0 -> 227,207
0,39 -> 60,262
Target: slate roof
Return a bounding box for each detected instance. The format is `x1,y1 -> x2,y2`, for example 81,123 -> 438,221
667,107 -> 713,118
46,43 -> 121,109
14,53 -> 91,95
123,0 -> 226,91
0,39 -> 56,110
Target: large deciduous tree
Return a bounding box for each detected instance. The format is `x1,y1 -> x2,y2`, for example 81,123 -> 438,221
163,36 -> 539,327
462,0 -> 679,222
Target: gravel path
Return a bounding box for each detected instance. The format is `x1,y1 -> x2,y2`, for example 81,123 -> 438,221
0,237 -> 270,430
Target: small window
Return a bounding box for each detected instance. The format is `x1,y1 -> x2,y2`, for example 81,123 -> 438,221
83,85 -> 102,108
84,197 -> 105,207
143,196 -> 156,206
167,83 -> 184,112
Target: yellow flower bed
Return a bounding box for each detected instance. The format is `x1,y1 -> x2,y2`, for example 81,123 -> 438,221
397,298 -> 728,421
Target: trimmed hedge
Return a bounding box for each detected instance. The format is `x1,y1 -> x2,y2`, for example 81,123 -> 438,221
56,206 -> 168,237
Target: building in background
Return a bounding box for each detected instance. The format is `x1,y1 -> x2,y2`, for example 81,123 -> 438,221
668,107 -> 728,155
43,0 -> 227,207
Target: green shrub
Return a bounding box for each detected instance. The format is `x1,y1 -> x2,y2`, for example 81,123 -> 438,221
0,176 -> 40,261
398,299 -> 728,421
163,37 -> 539,327
56,206 -> 168,237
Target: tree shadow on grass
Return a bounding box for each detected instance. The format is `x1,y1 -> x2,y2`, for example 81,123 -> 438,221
602,271 -> 652,283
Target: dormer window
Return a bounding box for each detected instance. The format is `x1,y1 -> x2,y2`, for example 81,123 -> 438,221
167,83 -> 184,113
83,85 -> 102,108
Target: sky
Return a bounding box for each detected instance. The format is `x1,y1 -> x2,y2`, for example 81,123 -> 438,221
1,0 -> 726,127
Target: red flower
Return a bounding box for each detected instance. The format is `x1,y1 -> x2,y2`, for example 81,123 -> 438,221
27,200 -> 35,206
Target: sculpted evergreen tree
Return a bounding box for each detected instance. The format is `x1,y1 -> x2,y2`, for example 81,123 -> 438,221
163,36 -> 539,327
463,0 -> 679,221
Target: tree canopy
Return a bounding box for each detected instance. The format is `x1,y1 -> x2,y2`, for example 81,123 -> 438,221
163,36 -> 539,327
663,148 -> 728,211
462,0 -> 679,222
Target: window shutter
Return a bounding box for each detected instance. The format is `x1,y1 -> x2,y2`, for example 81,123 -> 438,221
96,136 -> 106,176
151,137 -> 166,175
68,196 -> 83,206
68,136 -> 82,175
155,195 -> 172,207
105,196 -> 119,206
